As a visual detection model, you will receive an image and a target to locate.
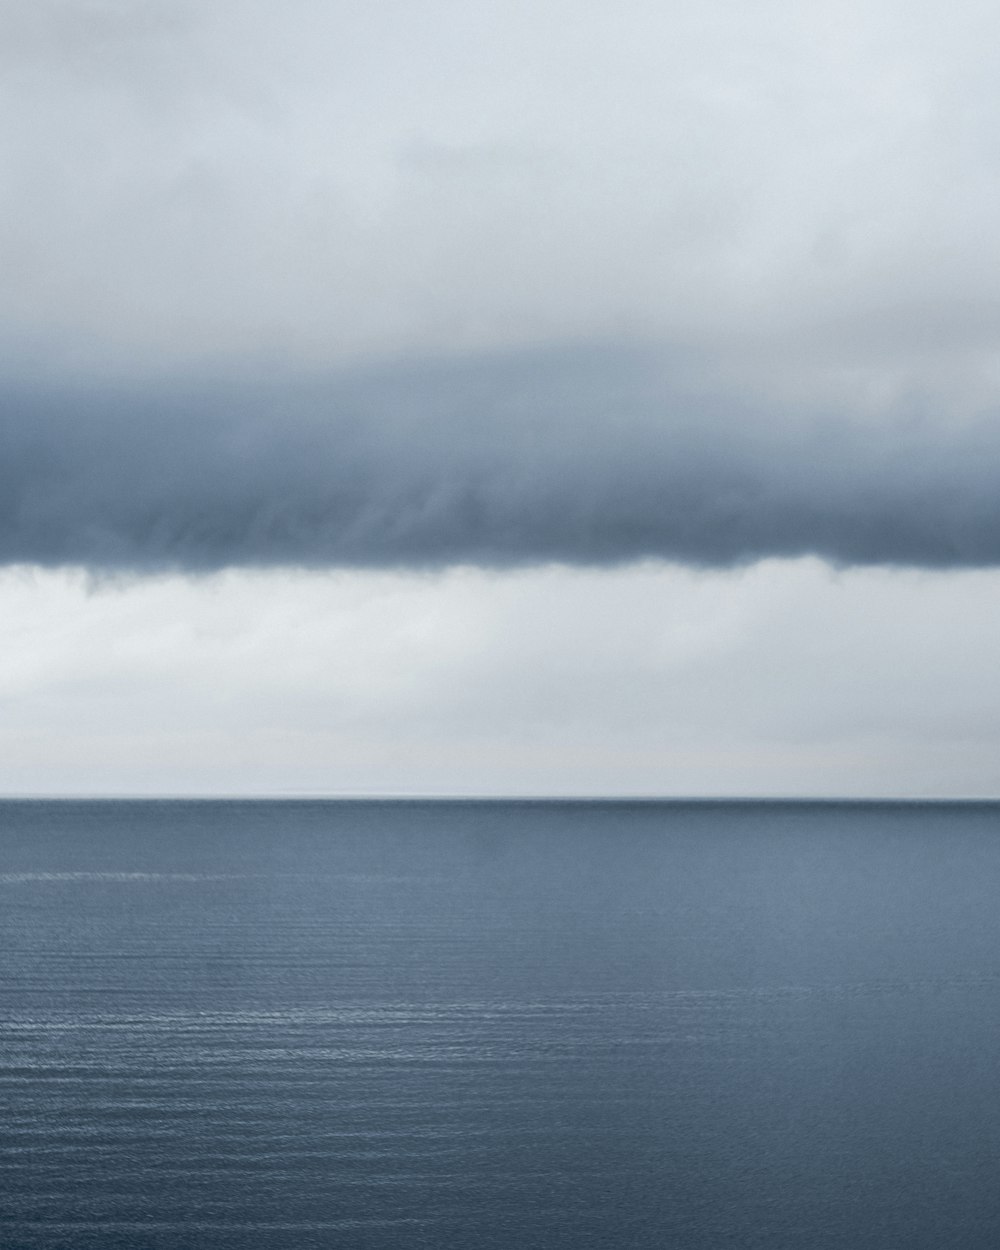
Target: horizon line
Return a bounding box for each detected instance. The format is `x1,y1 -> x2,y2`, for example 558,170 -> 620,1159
2,792 -> 1000,804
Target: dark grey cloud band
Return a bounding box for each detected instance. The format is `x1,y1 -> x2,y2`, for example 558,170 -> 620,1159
2,346 -> 998,572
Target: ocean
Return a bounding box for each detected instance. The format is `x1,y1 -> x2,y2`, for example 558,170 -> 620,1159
1,799 -> 999,1248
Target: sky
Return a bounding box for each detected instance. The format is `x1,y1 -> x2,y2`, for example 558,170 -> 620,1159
3,0 -> 1000,795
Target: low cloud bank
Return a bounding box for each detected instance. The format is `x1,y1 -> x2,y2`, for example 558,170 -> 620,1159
3,347 -> 998,572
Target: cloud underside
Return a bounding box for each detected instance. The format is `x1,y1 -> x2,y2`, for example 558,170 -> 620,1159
3,346 -> 998,572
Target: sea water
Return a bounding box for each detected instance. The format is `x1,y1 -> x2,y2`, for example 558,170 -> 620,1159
1,799 -> 999,1248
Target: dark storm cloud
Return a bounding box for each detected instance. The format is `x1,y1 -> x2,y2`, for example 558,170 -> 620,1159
2,346 -> 998,572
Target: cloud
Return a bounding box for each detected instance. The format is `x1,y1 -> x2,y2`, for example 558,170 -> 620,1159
4,561 -> 1000,796
4,3 -> 1000,575
2,344 -> 999,572
4,0 -> 1000,369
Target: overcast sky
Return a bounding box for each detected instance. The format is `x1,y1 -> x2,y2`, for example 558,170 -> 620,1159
3,0 -> 1000,795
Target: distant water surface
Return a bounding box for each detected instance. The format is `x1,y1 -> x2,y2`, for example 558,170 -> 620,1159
1,799 -> 999,1248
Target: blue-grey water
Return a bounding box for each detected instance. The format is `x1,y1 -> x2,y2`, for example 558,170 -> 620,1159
2,799 -> 999,1248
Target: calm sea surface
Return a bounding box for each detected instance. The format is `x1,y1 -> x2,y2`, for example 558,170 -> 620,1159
1,799 -> 999,1248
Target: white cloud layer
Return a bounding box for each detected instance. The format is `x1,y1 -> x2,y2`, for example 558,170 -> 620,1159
3,562 -> 1000,796
2,0 -> 1000,399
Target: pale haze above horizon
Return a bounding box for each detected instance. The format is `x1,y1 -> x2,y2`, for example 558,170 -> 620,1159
3,0 -> 1000,797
